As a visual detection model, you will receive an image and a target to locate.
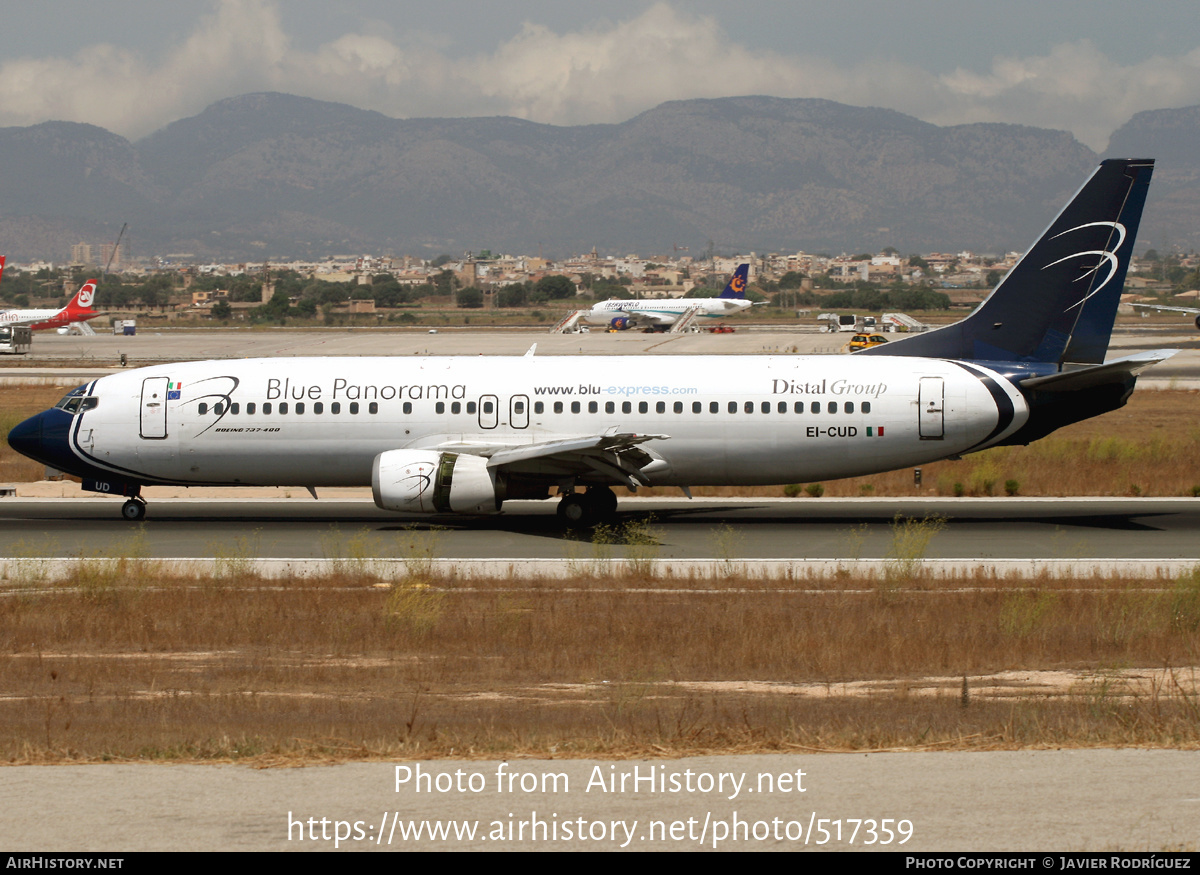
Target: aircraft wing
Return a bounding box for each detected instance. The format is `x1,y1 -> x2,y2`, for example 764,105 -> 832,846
625,310 -> 676,327
430,432 -> 670,488
1130,303 -> 1200,315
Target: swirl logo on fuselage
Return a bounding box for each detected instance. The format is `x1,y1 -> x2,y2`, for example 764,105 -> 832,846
182,375 -> 241,435
77,283 -> 96,308
1041,221 -> 1126,312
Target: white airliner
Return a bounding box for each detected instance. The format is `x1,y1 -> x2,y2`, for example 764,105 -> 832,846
582,264 -> 752,331
8,159 -> 1169,524
0,277 -> 101,332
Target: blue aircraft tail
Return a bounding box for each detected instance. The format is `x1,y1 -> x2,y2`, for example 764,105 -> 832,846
719,264 -> 750,299
860,158 -> 1154,366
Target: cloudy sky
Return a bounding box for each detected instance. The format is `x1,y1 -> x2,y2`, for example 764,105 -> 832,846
1,0 -> 1198,149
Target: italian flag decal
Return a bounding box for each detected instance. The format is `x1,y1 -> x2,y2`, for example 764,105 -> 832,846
866,426 -> 885,437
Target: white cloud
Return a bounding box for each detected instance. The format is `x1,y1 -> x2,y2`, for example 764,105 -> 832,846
0,0 -> 290,138
1,0 -> 1199,149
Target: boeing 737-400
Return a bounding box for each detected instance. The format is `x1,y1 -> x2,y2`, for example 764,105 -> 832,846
8,159 -> 1168,524
582,264 -> 752,331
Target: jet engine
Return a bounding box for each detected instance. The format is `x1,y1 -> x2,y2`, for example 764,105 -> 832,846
609,316 -> 631,330
371,450 -> 500,514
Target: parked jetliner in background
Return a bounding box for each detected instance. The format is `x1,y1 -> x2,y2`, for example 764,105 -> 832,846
8,159 -> 1168,524
582,263 -> 752,331
1129,302 -> 1200,331
0,278 -> 100,332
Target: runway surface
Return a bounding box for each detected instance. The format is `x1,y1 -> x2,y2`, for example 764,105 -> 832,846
2,497 -> 1198,562
3,751 -> 1197,851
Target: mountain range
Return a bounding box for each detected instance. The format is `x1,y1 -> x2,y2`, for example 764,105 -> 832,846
0,93 -> 1197,262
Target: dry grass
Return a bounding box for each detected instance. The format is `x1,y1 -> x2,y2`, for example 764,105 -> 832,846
1,384 -> 71,482
2,564 -> 1198,762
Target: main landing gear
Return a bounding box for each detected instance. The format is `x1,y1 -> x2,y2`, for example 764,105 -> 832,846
121,498 -> 147,521
556,487 -> 618,527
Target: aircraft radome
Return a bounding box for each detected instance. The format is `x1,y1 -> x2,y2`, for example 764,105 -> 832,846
8,159 -> 1170,525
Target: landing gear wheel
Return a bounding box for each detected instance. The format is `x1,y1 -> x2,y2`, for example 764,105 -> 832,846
585,487 -> 618,519
121,499 -> 146,521
556,493 -> 590,526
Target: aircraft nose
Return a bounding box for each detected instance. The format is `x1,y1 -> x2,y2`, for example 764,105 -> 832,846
7,412 -> 43,459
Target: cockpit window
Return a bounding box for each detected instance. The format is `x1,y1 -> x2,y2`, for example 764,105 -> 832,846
53,386 -> 99,415
53,385 -> 89,411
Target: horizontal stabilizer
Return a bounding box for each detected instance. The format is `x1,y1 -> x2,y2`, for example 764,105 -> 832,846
1019,349 -> 1177,392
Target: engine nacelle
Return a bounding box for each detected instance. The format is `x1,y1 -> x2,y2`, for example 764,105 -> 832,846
372,450 -> 500,514
609,316 -> 630,330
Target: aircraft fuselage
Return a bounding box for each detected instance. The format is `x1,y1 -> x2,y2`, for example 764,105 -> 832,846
13,354 -> 1027,493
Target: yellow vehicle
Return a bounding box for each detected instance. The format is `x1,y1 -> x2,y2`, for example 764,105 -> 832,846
847,332 -> 889,352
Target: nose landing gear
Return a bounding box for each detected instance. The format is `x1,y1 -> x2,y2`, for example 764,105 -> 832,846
121,498 -> 147,521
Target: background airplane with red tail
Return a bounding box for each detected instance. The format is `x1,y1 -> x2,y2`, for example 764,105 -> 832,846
0,272 -> 101,332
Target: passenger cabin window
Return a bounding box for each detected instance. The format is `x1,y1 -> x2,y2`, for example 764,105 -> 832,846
828,402 -> 837,414
279,402 -> 289,414
777,402 -> 787,414
588,401 -> 597,414
554,401 -> 563,414
845,401 -> 854,414
369,402 -> 379,414
295,402 -> 304,415
622,401 -> 632,414
656,401 -> 666,414
810,401 -> 819,414
330,402 -> 339,414
230,402 -> 240,415
534,402 -> 544,414
728,401 -> 737,414
638,402 -> 648,414
403,402 -> 412,414
483,400 -> 494,414
761,402 -> 770,414
313,402 -> 322,414
350,402 -> 359,414
198,403 -> 208,415
710,401 -> 719,414
605,401 -> 615,414
436,402 -> 445,414
467,402 -> 477,414
794,402 -> 803,414
214,403 -> 225,415
263,403 -> 272,414
571,401 -> 581,414
692,402 -> 701,414
744,401 -> 754,414
863,401 -> 871,414
452,402 -> 461,414
247,402 -> 257,414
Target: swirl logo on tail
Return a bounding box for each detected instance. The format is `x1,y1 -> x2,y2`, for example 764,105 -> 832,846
1041,221 -> 1126,312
